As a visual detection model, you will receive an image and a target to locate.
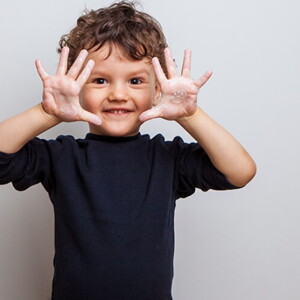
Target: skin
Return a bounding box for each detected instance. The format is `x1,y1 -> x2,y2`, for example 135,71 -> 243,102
0,45 -> 256,187
79,45 -> 161,137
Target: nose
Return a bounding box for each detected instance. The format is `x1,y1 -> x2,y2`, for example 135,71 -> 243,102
108,82 -> 128,102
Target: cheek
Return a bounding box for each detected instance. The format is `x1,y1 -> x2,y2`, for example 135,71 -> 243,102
79,87 -> 89,106
79,89 -> 98,111
150,85 -> 160,106
141,91 -> 155,110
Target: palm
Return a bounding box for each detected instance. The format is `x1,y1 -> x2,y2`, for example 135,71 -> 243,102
156,76 -> 199,120
35,47 -> 101,125
140,48 -> 212,122
42,77 -> 83,120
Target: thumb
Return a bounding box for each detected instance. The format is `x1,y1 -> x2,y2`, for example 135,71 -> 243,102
79,109 -> 102,125
139,106 -> 163,122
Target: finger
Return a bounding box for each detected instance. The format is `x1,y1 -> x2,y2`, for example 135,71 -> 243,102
164,48 -> 177,79
79,109 -> 102,125
152,57 -> 167,84
194,70 -> 213,89
68,49 -> 89,79
56,46 -> 69,75
35,60 -> 49,81
77,60 -> 95,87
181,49 -> 191,78
139,107 -> 163,122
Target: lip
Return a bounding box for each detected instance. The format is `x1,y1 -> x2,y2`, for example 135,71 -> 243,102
105,110 -> 131,114
102,107 -> 135,119
103,107 -> 134,114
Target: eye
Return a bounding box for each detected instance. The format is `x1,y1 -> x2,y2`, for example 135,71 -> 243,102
130,78 -> 142,85
93,78 -> 107,84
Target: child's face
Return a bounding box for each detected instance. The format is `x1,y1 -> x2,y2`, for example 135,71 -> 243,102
80,45 -> 160,137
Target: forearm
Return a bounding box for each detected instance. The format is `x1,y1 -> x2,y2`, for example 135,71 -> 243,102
177,107 -> 256,187
0,103 -> 61,153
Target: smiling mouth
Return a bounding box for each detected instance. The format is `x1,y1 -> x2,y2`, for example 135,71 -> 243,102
105,109 -> 132,114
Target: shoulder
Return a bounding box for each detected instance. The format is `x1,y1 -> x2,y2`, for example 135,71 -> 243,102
46,134 -> 88,148
143,134 -> 201,162
148,133 -> 197,151
22,135 -> 83,160
146,133 -> 184,145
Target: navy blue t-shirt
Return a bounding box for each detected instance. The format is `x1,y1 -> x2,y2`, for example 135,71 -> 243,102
0,133 -> 237,299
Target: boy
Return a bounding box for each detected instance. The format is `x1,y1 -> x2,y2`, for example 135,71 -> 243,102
0,1 -> 256,299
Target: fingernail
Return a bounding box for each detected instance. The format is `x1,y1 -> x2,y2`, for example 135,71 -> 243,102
87,60 -> 95,68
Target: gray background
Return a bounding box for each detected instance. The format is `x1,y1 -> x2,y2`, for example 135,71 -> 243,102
0,0 -> 299,299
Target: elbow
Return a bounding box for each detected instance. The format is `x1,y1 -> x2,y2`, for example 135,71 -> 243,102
227,158 -> 257,188
240,160 -> 257,187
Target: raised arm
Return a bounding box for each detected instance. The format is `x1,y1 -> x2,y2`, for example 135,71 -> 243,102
0,104 -> 60,154
0,47 -> 101,154
177,107 -> 256,187
140,48 -> 256,187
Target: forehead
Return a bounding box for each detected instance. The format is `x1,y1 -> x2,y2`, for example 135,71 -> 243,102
87,44 -> 152,71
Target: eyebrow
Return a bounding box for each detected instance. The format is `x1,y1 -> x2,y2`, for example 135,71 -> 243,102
90,67 -> 151,77
128,69 -> 151,77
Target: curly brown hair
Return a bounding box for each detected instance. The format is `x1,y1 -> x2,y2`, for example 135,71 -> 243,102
58,1 -> 168,74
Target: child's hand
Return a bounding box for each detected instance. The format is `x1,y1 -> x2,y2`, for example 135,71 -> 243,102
139,48 -> 212,122
35,47 -> 102,125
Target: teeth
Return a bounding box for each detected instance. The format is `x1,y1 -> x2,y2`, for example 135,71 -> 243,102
108,110 -> 128,114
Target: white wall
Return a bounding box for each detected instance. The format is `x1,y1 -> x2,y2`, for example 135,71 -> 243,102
0,0 -> 299,299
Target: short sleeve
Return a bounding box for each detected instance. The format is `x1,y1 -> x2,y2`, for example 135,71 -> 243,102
0,137 -> 65,191
171,137 -> 239,199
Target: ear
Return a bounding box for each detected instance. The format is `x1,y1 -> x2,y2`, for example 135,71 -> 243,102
153,81 -> 161,106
